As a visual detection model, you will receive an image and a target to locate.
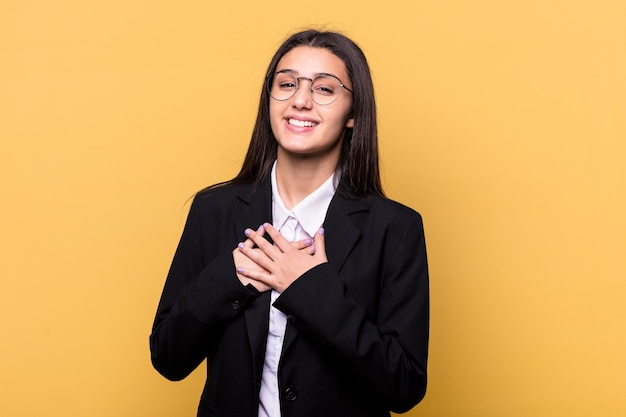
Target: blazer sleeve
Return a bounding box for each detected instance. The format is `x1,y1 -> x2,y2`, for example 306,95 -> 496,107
273,209 -> 429,413
149,196 -> 261,381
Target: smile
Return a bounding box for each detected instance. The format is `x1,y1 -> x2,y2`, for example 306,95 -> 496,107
288,118 -> 318,128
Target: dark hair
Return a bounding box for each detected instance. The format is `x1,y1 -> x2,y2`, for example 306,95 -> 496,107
217,29 -> 383,198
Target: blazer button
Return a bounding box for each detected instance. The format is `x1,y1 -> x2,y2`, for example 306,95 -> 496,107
231,300 -> 241,310
283,387 -> 298,402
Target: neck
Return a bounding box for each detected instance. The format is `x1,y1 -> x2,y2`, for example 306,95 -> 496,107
275,154 -> 338,210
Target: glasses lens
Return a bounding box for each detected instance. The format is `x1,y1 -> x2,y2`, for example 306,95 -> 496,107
311,75 -> 342,105
269,72 -> 297,101
268,72 -> 345,105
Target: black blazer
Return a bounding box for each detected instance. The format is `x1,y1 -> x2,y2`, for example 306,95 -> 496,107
150,179 -> 429,417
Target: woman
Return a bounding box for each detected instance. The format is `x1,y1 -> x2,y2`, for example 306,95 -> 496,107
150,29 -> 429,417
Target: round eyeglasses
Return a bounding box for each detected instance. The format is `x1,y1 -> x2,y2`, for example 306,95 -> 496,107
267,71 -> 353,105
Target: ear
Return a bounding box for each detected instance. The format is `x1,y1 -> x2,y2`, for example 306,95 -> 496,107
345,118 -> 354,128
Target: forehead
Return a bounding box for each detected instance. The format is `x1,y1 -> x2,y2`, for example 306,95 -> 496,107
276,46 -> 349,80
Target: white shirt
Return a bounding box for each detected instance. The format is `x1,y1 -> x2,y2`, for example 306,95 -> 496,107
258,161 -> 337,417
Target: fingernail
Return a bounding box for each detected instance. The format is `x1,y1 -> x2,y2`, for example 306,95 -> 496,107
244,229 -> 252,237
238,242 -> 244,249
311,244 -> 316,253
237,267 -> 244,273
305,238 -> 312,246
258,224 -> 264,231
319,227 -> 325,235
263,222 -> 270,228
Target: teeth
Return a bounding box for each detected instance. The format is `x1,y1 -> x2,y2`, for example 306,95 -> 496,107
288,118 -> 316,128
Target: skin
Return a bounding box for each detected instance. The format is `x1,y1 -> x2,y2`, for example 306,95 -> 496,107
233,46 -> 354,293
235,223 -> 327,293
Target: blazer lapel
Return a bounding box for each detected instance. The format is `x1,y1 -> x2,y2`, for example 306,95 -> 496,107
233,180 -> 273,239
323,195 -> 368,271
234,181 -> 273,383
282,194 -> 369,354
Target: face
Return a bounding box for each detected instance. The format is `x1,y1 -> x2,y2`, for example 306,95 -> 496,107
269,46 -> 354,163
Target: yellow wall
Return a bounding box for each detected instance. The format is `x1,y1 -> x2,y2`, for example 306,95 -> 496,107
1,1 -> 625,416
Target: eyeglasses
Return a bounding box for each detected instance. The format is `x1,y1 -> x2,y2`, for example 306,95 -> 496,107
267,70 -> 353,105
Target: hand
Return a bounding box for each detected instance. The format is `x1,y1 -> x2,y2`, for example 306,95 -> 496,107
235,223 -> 328,293
233,225 -> 316,292
233,247 -> 272,292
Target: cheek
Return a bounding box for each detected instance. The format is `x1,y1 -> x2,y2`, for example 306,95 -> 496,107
326,107 -> 353,132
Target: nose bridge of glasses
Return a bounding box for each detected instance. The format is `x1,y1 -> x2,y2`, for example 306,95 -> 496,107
295,76 -> 315,91
289,76 -> 315,104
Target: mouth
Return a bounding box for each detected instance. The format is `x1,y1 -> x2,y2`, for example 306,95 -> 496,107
287,118 -> 318,128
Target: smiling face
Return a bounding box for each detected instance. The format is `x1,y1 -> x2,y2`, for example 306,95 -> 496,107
269,46 -> 354,165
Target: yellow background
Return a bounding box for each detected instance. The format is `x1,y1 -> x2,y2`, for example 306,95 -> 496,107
1,0 -> 625,416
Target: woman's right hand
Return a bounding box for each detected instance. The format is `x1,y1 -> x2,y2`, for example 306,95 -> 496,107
233,225 -> 314,292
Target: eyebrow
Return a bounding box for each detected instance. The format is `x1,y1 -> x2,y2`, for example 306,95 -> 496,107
276,69 -> 342,79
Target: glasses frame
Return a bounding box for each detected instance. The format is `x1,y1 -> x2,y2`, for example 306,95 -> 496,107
267,70 -> 354,105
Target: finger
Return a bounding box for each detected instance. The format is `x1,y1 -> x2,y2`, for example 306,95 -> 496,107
282,236 -> 316,254
313,227 -> 328,261
238,240 -> 276,270
235,266 -> 272,292
291,237 -> 313,251
261,223 -> 294,253
244,225 -> 279,258
240,237 -> 256,250
240,225 -> 265,249
235,260 -> 274,289
299,245 -> 315,255
298,246 -> 315,255
233,248 -> 272,291
235,264 -> 268,280
297,236 -> 316,255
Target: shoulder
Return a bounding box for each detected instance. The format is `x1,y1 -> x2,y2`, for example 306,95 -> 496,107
194,181 -> 247,201
332,193 -> 424,237
361,195 -> 427,255
190,181 -> 254,213
365,194 -> 424,225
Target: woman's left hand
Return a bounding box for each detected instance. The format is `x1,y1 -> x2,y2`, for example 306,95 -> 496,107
235,223 -> 327,293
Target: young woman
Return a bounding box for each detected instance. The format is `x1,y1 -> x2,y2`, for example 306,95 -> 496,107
150,29 -> 429,417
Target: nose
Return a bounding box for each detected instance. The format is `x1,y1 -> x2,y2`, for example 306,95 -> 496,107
292,77 -> 313,109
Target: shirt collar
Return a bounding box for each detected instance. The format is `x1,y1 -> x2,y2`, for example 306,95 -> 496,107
271,160 -> 337,238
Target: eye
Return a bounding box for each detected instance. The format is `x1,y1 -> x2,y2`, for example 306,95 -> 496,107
312,76 -> 339,96
313,84 -> 335,96
279,81 -> 296,90
274,73 -> 297,90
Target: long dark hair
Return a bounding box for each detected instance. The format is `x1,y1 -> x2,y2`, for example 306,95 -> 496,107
214,29 -> 383,199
